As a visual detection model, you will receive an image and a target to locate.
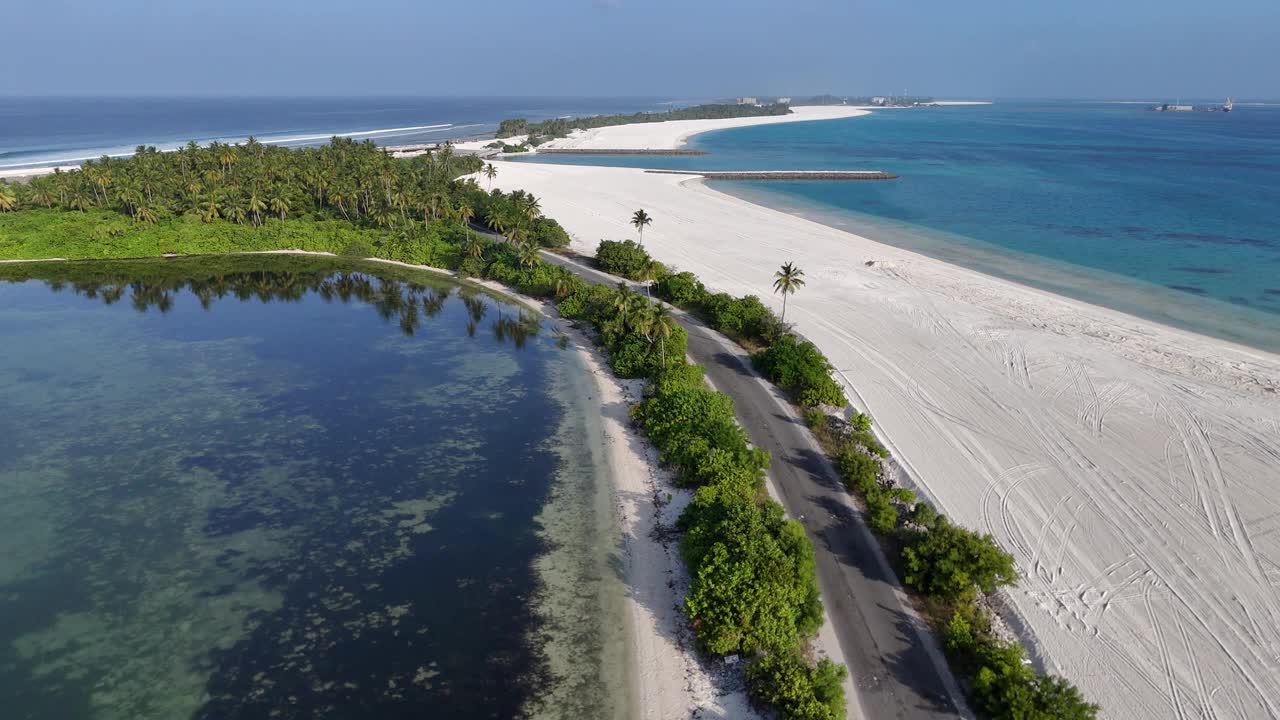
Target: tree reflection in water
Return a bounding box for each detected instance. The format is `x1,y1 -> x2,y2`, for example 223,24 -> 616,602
38,268 -> 545,347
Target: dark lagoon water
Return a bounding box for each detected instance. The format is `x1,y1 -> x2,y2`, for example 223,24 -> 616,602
0,256 -> 627,720
516,102 -> 1280,351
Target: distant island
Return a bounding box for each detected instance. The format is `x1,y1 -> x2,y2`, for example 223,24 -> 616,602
496,102 -> 791,145
792,94 -> 938,107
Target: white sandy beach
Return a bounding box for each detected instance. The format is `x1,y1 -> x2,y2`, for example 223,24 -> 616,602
483,109 -> 1280,720
538,105 -> 871,150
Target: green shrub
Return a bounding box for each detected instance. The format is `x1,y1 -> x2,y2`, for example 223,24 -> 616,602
595,239 -> 656,280
944,605 -> 1098,720
901,516 -> 1017,600
649,362 -> 706,395
753,334 -> 847,407
708,294 -> 780,344
654,270 -> 708,306
608,333 -> 665,378
680,496 -> 820,655
847,427 -> 888,458
633,387 -> 736,453
834,447 -> 880,496
747,652 -> 847,720
867,493 -> 899,534
908,501 -> 940,530
531,217 -> 570,248
556,282 -> 614,320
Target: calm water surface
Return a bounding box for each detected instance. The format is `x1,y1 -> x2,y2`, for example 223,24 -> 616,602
0,257 -> 627,720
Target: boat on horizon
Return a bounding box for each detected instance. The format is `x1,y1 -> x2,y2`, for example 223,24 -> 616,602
1148,97 -> 1234,112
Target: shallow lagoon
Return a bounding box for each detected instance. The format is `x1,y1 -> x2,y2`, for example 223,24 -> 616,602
0,256 -> 627,720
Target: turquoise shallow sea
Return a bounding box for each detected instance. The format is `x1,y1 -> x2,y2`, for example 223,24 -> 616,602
518,102 -> 1280,352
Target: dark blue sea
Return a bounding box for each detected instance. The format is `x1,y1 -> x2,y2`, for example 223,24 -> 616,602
518,102 -> 1280,351
0,96 -> 677,171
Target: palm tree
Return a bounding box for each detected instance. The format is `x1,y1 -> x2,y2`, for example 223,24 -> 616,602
0,184 -> 17,212
69,187 -> 93,212
773,261 -> 806,323
483,163 -> 498,190
223,201 -> 247,225
246,192 -> 267,226
463,235 -> 486,262
269,194 -> 290,221
650,304 -> 678,368
456,199 -> 475,235
202,198 -> 221,223
631,209 -> 652,247
519,243 -> 541,270
517,194 -> 541,223
29,184 -> 54,208
612,283 -> 637,325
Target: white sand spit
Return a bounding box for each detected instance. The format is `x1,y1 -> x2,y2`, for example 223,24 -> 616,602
485,158 -> 1280,720
539,106 -> 870,151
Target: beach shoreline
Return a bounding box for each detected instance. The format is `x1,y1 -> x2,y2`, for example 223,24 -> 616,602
483,107 -> 1280,719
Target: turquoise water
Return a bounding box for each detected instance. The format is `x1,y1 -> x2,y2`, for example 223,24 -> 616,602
0,257 -> 627,720
517,102 -> 1280,351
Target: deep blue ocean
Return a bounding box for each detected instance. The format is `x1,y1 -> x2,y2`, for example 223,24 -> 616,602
519,102 -> 1280,351
0,96 -> 677,171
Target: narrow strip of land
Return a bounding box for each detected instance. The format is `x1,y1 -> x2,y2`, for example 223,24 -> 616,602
534,249 -> 967,720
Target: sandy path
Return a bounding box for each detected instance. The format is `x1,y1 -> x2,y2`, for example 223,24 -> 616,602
483,159 -> 1280,720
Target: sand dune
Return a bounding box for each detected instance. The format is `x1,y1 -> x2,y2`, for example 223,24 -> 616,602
485,151 -> 1280,720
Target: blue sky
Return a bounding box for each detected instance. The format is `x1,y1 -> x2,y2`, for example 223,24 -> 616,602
2,0 -> 1276,98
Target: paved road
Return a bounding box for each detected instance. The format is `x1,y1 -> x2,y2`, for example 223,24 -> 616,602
526,244 -> 967,719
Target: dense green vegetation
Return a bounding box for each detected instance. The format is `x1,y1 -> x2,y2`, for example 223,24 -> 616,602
652,270 -> 781,350
0,139 -> 577,266
805,411 -> 1097,719
471,189 -> 570,248
0,137 -> 481,228
496,103 -> 791,143
632,352 -> 840,716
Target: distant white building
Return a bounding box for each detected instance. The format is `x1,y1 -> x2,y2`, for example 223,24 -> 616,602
871,97 -> 888,106
777,97 -> 791,105
736,97 -> 757,105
